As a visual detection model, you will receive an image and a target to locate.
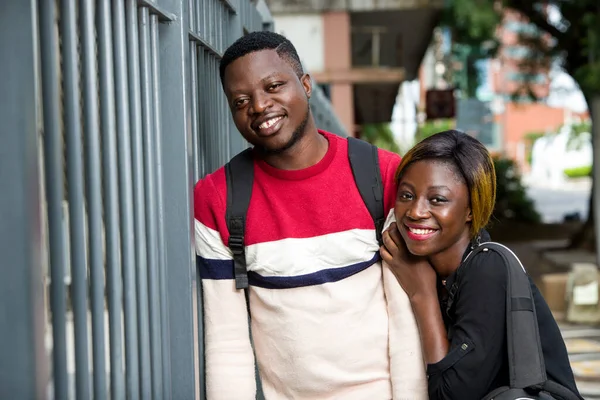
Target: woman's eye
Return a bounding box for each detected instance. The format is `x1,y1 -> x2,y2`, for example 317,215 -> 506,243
399,192 -> 413,200
430,196 -> 447,204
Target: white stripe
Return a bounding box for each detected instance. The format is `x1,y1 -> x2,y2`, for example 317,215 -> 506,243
195,219 -> 232,260
246,229 -> 379,277
195,219 -> 382,278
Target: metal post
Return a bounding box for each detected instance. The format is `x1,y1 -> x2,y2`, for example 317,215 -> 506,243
125,1 -> 152,397
0,0 -> 48,398
38,0 -> 70,398
138,6 -> 163,398
592,97 -> 600,266
158,0 -> 199,397
60,0 -> 92,397
112,2 -> 141,398
150,13 -> 173,399
80,0 -> 107,397
97,1 -> 126,398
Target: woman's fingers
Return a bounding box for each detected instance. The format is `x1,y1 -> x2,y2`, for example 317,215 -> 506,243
382,228 -> 398,256
380,245 -> 392,263
388,222 -> 403,248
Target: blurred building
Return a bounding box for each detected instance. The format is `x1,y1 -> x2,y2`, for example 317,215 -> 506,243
266,0 -> 444,136
485,8 -> 589,170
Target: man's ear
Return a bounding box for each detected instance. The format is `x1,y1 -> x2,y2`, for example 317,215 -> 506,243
301,73 -> 312,99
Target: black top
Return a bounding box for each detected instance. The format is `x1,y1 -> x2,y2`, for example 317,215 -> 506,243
426,236 -> 581,399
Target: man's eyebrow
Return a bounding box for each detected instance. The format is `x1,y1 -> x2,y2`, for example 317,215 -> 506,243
260,72 -> 281,83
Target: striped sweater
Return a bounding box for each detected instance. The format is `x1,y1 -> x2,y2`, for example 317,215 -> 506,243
194,131 -> 427,399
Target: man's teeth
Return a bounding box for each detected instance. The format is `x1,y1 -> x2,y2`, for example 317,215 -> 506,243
259,116 -> 283,129
409,227 -> 436,235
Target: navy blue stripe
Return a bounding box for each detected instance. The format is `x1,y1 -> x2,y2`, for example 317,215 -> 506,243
197,255 -> 234,280
249,253 -> 380,289
197,253 -> 381,289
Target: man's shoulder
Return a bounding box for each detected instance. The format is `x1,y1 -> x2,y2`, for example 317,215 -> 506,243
194,165 -> 228,212
376,146 -> 402,167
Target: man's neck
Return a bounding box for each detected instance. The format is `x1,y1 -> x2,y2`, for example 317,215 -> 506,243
262,124 -> 329,171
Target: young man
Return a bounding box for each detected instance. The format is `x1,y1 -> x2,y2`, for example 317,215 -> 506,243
194,31 -> 426,399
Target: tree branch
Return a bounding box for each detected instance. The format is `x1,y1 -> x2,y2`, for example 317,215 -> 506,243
504,1 -> 565,45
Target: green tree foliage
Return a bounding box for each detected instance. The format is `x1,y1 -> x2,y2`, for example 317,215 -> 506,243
493,157 -> 541,224
442,0 -> 599,249
415,119 -> 455,143
360,123 -> 401,154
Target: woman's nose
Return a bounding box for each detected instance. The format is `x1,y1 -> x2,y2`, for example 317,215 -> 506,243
406,198 -> 429,220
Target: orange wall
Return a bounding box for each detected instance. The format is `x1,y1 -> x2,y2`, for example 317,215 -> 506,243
322,11 -> 355,136
498,102 -> 589,169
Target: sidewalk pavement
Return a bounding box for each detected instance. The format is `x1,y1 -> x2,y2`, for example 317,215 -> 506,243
561,322 -> 600,398
502,238 -> 600,398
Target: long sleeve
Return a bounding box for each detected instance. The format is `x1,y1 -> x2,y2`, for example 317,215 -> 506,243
427,251 -> 507,400
194,175 -> 257,399
382,212 -> 428,399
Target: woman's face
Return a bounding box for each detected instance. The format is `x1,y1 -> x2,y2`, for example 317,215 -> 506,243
394,160 -> 473,258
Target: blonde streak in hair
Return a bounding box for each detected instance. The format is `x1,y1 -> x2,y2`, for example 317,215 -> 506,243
470,164 -> 493,237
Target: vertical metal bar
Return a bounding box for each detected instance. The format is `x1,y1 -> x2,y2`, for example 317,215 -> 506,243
210,56 -> 216,171
0,0 -> 48,397
195,0 -> 202,37
194,47 -> 207,400
38,0 -> 69,397
60,0 -> 92,397
197,49 -> 206,178
97,1 -> 126,398
592,97 -> 600,267
125,1 -> 152,397
112,2 -> 141,399
138,7 -> 163,399
207,0 -> 213,45
150,15 -> 172,399
188,0 -> 195,33
201,0 -> 207,39
158,0 -> 199,395
190,42 -> 200,182
80,0 -> 108,398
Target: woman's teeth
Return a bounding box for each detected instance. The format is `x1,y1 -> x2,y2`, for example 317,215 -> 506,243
409,228 -> 436,235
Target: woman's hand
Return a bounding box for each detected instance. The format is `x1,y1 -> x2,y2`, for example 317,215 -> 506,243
381,222 -> 449,366
380,222 -> 438,302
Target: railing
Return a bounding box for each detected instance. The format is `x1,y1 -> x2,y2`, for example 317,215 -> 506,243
0,0 -> 346,399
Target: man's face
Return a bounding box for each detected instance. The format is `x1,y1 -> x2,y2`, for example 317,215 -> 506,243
222,49 -> 312,154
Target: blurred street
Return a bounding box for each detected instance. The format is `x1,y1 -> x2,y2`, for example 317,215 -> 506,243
524,176 -> 591,224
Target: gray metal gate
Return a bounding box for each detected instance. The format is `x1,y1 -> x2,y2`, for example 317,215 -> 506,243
0,0 -> 347,399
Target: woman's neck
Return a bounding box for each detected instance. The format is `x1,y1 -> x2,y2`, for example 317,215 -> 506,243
428,234 -> 472,279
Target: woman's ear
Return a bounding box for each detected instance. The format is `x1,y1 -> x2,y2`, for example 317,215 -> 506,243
466,209 -> 473,222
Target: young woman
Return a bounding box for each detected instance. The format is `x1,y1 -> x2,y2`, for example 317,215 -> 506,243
380,130 -> 582,399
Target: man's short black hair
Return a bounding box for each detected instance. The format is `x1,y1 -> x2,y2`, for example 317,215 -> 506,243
219,31 -> 304,83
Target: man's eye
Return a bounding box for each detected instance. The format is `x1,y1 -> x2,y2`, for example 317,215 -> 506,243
268,83 -> 283,90
234,99 -> 247,108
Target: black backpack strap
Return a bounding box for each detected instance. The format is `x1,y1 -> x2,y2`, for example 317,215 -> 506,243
480,242 -> 547,389
225,148 -> 254,290
347,137 -> 385,245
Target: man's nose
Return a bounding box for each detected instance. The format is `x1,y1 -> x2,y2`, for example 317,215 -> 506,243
249,92 -> 272,114
406,198 -> 430,220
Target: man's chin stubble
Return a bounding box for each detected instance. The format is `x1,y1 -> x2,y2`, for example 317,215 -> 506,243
254,107 -> 309,156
